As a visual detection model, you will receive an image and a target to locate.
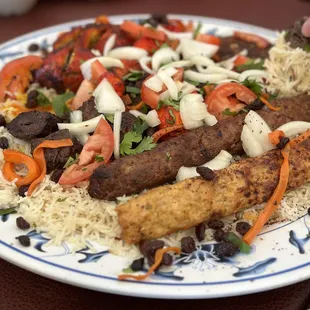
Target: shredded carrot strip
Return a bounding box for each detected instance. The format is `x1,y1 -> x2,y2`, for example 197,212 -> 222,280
2,150 -> 40,186
127,101 -> 145,110
152,125 -> 183,143
243,145 -> 290,245
27,139 -> 73,196
289,129 -> 310,148
268,130 -> 285,145
118,247 -> 181,281
259,96 -> 281,111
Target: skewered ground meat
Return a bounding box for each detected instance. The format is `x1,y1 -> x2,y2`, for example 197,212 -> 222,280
88,95 -> 310,200
285,17 -> 310,49
78,97 -> 99,121
30,130 -> 82,174
7,111 -> 60,141
218,36 -> 271,60
120,112 -> 137,141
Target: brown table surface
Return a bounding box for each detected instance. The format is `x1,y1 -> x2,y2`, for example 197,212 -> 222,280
1,1 -> 310,309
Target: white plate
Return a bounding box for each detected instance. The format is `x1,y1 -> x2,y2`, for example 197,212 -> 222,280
0,14 -> 310,299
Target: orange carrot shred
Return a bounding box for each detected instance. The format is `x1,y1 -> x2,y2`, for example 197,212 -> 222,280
259,96 -> 281,111
243,144 -> 290,245
27,139 -> 73,196
152,125 -> 184,143
118,247 -> 181,281
268,130 -> 285,145
289,129 -> 310,148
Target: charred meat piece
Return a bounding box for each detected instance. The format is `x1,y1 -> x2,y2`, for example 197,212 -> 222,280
285,17 -> 310,49
218,36 -> 270,60
117,138 -> 310,243
120,112 -> 137,141
7,111 -> 60,141
30,130 -> 82,174
78,97 -> 100,121
88,95 -> 310,200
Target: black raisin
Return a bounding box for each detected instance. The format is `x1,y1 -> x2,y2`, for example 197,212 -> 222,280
18,185 -> 30,197
25,90 -> 38,108
139,240 -> 165,257
181,237 -> 196,254
0,137 -> 9,149
245,98 -> 264,111
214,242 -> 238,257
16,235 -> 31,247
16,217 -> 30,230
0,114 -> 6,127
28,43 -> 40,52
208,220 -> 224,230
162,253 -> 173,266
236,222 -> 251,236
214,229 -> 225,242
130,258 -> 144,271
196,166 -> 215,180
276,136 -> 290,150
50,169 -> 64,183
195,223 -> 206,242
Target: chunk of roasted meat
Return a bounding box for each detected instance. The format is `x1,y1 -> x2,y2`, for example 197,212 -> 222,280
285,17 -> 310,49
78,96 -> 100,121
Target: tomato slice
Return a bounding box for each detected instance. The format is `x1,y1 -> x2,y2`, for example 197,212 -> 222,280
195,34 -> 221,46
91,59 -> 107,84
206,83 -> 257,120
234,31 -> 270,49
164,19 -> 186,32
133,37 -> 159,54
157,106 -> 182,129
121,21 -> 166,41
71,79 -> 95,110
233,55 -> 250,67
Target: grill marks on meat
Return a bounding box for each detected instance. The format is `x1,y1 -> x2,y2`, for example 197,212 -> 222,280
117,139 -> 310,243
88,95 -> 310,200
218,36 -> 271,60
7,111 -> 60,141
78,97 -> 100,121
30,130 -> 82,174
285,17 -> 310,49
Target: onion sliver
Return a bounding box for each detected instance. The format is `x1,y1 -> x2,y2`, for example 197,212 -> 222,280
157,70 -> 178,100
144,75 -> 163,92
198,66 -> 240,80
180,38 -> 219,60
69,110 -> 90,145
184,70 -> 227,83
238,69 -> 268,82
113,111 -> 122,159
276,121 -> 310,138
129,110 -> 161,127
152,47 -> 179,71
139,56 -> 154,74
58,115 -> 104,136
241,125 -> 265,157
103,34 -> 116,56
159,60 -> 192,70
108,47 -> 147,60
190,55 -> 215,67
157,25 -> 192,40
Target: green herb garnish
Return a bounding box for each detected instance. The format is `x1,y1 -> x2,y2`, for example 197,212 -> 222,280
105,114 -> 114,123
303,44 -> 310,53
168,109 -> 176,124
122,70 -> 144,82
165,151 -> 172,162
37,91 -> 51,107
133,117 -> 149,135
159,98 -> 180,111
95,155 -> 104,162
122,267 -> 134,273
120,132 -> 156,156
126,86 -> 141,94
225,232 -> 251,254
82,167 -> 87,172
236,59 -> 264,72
63,154 -> 79,168
52,91 -> 75,117
0,208 -> 17,216
222,108 -> 239,117
185,79 -> 200,87
160,42 -> 170,49
193,22 -> 202,39
242,79 -> 262,96
140,104 -> 149,114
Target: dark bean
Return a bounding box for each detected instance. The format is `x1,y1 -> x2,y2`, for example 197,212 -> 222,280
16,235 -> 31,247
236,222 -> 251,236
181,236 -> 196,254
130,258 -> 144,271
244,98 -> 264,111
208,219 -> 224,230
0,114 -> 6,127
214,228 -> 225,242
276,136 -> 290,150
18,185 -> 30,197
308,208 -> 310,216
162,253 -> 173,266
0,137 -> 9,149
214,242 -> 238,257
16,217 -> 30,230
195,223 -> 206,242
196,166 -> 215,180
139,240 -> 165,257
26,90 -> 38,108
50,169 -> 64,183
28,43 -> 40,52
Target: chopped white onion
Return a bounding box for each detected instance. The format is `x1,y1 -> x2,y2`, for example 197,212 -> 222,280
58,115 -> 104,136
144,75 -> 163,92
69,110 -> 90,145
180,38 -> 219,60
197,65 -> 240,80
162,67 -> 178,77
180,81 -> 197,95
81,57 -> 124,80
276,121 -> 310,138
176,150 -> 233,182
157,70 -> 178,100
157,25 -> 192,40
241,125 -> 265,157
184,70 -> 227,83
113,111 -> 122,159
203,110 -> 218,126
103,34 -> 116,56
159,89 -> 170,101
190,55 -> 215,67
108,47 -> 148,60
152,47 -> 179,71
238,70 -> 268,82
91,49 -> 101,57
175,42 -> 182,54
129,110 -> 161,127
218,49 -> 248,70
139,56 -> 154,74
94,79 -> 125,113
159,60 -> 192,70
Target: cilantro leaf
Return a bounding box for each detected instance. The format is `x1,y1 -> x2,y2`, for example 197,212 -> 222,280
133,117 -> 149,135
122,70 -> 144,82
63,154 -> 79,168
185,79 -> 200,87
193,22 -> 202,39
159,98 -> 180,111
122,267 -> 134,273
95,155 -> 104,162
52,91 -> 74,117
0,208 -> 17,216
165,151 -> 172,162
126,86 -> 141,94
222,108 -> 238,116
236,59 -> 264,72
37,91 -> 51,107
120,132 -> 156,156
134,136 -> 156,154
242,79 -> 262,96
105,114 -> 114,123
